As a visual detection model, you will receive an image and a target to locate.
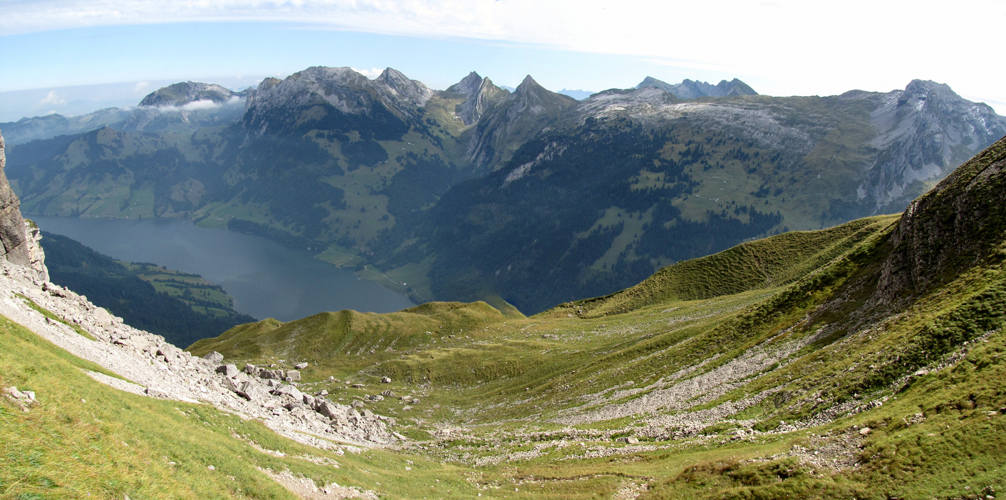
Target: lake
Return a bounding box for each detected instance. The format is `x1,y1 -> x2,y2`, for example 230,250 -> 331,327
30,216 -> 416,322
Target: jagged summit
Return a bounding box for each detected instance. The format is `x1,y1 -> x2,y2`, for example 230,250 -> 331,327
515,75 -> 540,93
507,75 -> 576,111
446,71 -> 484,96
445,71 -> 508,126
374,67 -> 434,105
636,76 -> 758,99
139,82 -> 244,107
464,74 -> 577,168
241,66 -> 433,136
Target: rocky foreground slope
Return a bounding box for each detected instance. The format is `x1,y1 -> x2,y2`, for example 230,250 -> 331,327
0,129 -> 398,450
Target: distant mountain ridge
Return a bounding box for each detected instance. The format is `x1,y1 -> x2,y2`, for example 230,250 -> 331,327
637,76 -> 758,99
0,81 -> 251,145
139,81 -> 248,107
4,67 -> 1004,313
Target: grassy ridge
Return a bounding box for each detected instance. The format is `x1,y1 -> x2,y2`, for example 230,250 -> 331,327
189,301 -> 513,378
552,214 -> 899,318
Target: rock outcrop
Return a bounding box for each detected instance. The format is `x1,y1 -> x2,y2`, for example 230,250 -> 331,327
0,129 -> 44,281
877,135 -> 1006,303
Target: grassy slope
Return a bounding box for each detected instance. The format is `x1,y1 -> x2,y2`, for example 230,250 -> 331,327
185,137 -> 1006,498
0,310 -> 498,499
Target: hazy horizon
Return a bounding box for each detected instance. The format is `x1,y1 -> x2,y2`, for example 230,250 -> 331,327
1,1 -> 1002,122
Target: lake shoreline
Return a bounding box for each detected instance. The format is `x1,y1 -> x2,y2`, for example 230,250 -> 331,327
27,215 -> 416,322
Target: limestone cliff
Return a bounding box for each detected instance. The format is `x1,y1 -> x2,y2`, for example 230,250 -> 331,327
0,129 -> 47,282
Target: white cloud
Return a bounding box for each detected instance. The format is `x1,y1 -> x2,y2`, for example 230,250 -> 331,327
134,81 -> 150,93
147,95 -> 244,113
2,0 -> 1003,108
180,99 -> 221,111
38,90 -> 66,106
352,67 -> 383,79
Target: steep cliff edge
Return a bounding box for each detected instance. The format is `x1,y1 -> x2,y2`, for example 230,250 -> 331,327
0,129 -> 47,281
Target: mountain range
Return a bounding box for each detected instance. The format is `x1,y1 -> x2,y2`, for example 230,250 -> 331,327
4,122 -> 1006,498
3,68 -> 1004,313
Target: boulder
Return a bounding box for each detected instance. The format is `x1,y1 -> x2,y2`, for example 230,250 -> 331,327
285,370 -> 301,382
381,376 -> 392,384
259,369 -> 283,380
204,351 -> 224,364
272,384 -> 304,401
92,307 -> 114,326
317,401 -> 346,420
294,362 -> 309,369
222,378 -> 257,401
215,364 -> 239,377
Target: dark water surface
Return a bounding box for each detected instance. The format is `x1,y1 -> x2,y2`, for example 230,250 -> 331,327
31,216 -> 415,322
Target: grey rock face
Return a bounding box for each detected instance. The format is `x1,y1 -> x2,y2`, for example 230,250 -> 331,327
858,80 -> 1006,213
0,130 -> 33,269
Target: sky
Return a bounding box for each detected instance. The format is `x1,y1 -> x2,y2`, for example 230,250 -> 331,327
0,0 -> 1003,122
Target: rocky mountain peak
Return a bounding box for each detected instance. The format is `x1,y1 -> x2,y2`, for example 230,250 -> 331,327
241,66 -> 433,137
139,82 -> 242,107
858,80 -> 1006,213
516,75 -> 542,94
449,73 -> 509,126
446,71 -> 484,96
373,67 -> 434,107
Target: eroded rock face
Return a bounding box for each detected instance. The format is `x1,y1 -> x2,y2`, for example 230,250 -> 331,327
0,130 -> 33,269
878,136 -> 1006,303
